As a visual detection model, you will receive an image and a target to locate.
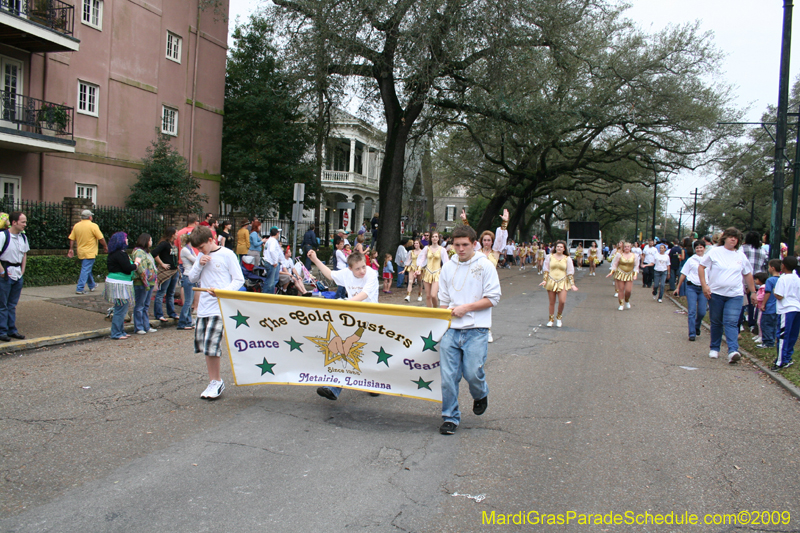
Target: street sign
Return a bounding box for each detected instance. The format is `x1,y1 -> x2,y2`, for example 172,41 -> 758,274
343,211 -> 349,229
401,221 -> 405,234
293,183 -> 305,202
292,203 -> 303,222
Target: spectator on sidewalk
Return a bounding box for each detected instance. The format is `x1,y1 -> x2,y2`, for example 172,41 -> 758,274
236,219 -> 251,258
263,226 -> 282,293
302,223 -> 318,270
67,210 -> 107,295
772,256 -> 800,370
395,240 -> 410,289
104,232 -> 137,340
0,212 -> 29,342
668,241 -> 684,291
673,240 -> 708,341
177,233 -> 197,330
248,220 -> 265,262
132,234 -> 158,335
741,231 -> 768,332
757,261 -> 780,349
152,227 -> 180,323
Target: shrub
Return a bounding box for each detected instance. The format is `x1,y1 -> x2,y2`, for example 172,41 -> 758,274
23,254 -> 109,287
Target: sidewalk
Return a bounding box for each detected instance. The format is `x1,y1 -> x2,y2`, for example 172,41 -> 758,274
4,283 -> 172,355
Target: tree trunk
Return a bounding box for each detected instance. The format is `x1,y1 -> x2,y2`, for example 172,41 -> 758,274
421,143 -> 435,226
476,192 -> 509,233
376,116 -> 415,259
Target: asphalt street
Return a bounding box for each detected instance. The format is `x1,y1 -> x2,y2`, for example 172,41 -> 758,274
2,266 -> 800,532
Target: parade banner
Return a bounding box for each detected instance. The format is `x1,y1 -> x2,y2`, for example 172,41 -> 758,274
215,290 -> 452,402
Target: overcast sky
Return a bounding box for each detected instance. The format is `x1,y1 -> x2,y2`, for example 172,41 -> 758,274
227,0 -> 799,220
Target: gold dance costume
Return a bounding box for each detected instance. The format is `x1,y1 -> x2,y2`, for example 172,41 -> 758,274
612,253 -> 638,281
406,250 -> 422,273
483,250 -> 499,266
574,247 -> 583,265
588,248 -> 600,265
422,247 -> 444,283
543,255 -> 575,293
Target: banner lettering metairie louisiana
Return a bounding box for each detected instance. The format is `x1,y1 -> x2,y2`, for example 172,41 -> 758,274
215,290 -> 452,402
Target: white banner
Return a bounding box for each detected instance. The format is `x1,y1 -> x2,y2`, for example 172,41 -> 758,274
215,291 -> 452,402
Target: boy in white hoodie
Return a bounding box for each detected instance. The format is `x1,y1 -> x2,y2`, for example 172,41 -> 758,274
437,225 -> 501,435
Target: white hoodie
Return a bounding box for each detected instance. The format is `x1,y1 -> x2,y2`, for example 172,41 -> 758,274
438,251 -> 501,329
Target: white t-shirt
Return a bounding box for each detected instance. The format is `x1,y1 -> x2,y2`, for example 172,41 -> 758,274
0,231 -> 29,281
653,253 -> 670,272
263,236 -> 282,265
331,267 -> 379,303
187,246 -> 245,317
632,247 -> 642,259
774,272 -> 800,313
643,245 -> 657,265
335,249 -> 348,270
680,254 -> 707,286
699,246 -> 753,298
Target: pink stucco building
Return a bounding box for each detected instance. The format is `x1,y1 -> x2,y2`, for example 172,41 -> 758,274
0,0 -> 227,207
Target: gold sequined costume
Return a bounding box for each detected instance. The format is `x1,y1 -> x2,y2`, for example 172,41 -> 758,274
612,253 -> 637,281
422,247 -> 444,283
543,256 -> 574,292
406,250 -> 422,273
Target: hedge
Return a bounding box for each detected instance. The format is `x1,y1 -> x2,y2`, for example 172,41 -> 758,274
23,254 -> 110,287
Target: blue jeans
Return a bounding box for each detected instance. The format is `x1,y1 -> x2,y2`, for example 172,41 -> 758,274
709,293 -> 741,353
761,312 -> 778,347
154,272 -> 178,319
396,271 -> 405,289
439,328 -> 489,425
177,275 -> 195,328
110,300 -> 129,338
653,270 -> 667,299
0,275 -> 23,335
685,283 -> 707,338
669,267 -> 680,291
133,284 -> 154,333
263,263 -> 279,294
77,258 -> 96,292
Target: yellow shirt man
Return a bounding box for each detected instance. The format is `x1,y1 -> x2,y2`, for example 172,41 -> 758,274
68,217 -> 105,259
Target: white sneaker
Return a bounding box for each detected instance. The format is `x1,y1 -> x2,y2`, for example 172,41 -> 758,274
136,330 -> 147,335
417,295 -> 423,302
201,380 -> 225,400
618,305 -> 624,311
728,351 -> 741,364
488,331 -> 493,343
546,320 -> 554,327
658,299 -> 662,303
147,328 -> 158,333
614,292 -> 618,298
625,302 -> 631,309
556,319 -> 562,327
709,350 -> 719,359
404,295 -> 410,302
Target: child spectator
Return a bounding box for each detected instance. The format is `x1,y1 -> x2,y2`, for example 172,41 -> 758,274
772,256 -> 800,370
370,250 -> 380,270
752,271 -> 768,346
187,226 -> 244,400
382,253 -> 394,294
757,260 -> 781,348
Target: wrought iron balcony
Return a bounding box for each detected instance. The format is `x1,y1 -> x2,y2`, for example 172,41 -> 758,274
0,0 -> 78,52
322,170 -> 379,190
0,89 -> 74,140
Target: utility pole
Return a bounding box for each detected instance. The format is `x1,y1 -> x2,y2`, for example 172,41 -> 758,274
652,165 -> 658,241
677,208 -> 683,241
770,0 -> 794,260
692,188 -> 698,235
790,105 -> 800,256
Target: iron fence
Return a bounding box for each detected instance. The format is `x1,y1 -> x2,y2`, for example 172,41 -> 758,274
0,0 -> 75,36
0,89 -> 74,139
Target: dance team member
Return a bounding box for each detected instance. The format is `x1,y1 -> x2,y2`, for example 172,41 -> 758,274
404,239 -> 424,302
588,242 -> 600,276
574,243 -> 584,271
417,231 -> 448,308
606,242 -> 639,310
539,240 -> 578,327
519,243 -> 528,271
537,242 -> 545,274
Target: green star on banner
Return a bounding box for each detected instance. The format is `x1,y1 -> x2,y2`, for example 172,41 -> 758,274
373,347 -> 393,367
256,358 -> 276,376
229,310 -> 250,328
412,377 -> 433,390
285,337 -> 303,352
420,332 -> 439,352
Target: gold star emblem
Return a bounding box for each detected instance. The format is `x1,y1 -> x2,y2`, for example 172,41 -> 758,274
306,322 -> 367,371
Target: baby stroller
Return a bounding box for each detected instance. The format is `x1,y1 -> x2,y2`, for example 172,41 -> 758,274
241,263 -> 269,293
294,259 -> 327,293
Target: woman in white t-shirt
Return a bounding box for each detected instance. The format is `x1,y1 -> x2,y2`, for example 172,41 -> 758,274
652,244 -> 671,302
698,227 -> 757,363
673,240 -> 709,341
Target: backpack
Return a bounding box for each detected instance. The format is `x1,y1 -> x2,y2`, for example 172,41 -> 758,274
0,229 -> 27,259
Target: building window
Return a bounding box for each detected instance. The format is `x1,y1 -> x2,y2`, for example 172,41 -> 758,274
81,0 -> 102,29
166,32 -> 182,63
76,183 -> 97,203
161,106 -> 178,136
0,176 -> 20,205
77,81 -> 98,116
445,205 -> 456,222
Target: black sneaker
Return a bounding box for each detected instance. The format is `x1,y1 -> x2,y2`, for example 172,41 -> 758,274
784,361 -> 794,369
439,422 -> 457,435
689,336 -> 696,342
696,328 -> 701,336
316,387 -> 338,401
0,335 -> 10,342
473,396 -> 488,415
8,332 -> 24,340
771,363 -> 784,371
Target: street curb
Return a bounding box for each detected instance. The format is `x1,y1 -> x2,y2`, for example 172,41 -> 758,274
0,319 -> 175,357
668,295 -> 800,402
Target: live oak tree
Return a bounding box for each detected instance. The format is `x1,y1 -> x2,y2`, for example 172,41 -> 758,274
433,9 -> 740,236
221,15 -> 317,218
127,136 -> 208,213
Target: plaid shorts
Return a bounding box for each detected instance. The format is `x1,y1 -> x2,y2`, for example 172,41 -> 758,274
194,316 -> 225,357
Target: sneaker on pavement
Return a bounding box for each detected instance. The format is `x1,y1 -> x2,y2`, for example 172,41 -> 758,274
556,319 -> 562,328
136,330 -> 147,335
546,320 -> 554,327
439,422 -> 457,435
771,363 -> 784,371
696,328 -> 702,336
75,290 -> 85,295
614,292 -> 618,298
417,295 -> 423,302
756,344 -> 773,349
89,286 -> 97,292
473,396 -> 488,415
689,336 -> 696,341
404,295 -> 410,302
658,299 -> 662,303
618,305 -> 624,311
728,351 -> 741,364
201,380 -> 225,400
316,387 -> 337,401
625,302 -> 631,309
783,360 -> 794,369
709,350 -> 719,359
147,328 -> 158,333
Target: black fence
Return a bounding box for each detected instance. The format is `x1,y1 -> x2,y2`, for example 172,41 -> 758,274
0,0 -> 75,37
0,90 -> 74,139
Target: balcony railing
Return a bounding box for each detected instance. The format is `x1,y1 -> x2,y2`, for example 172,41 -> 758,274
322,170 -> 379,188
0,0 -> 75,37
0,89 -> 74,139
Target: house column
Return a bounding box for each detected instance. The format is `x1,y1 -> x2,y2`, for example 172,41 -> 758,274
349,139 -> 356,175
363,145 -> 370,181
355,198 -> 364,233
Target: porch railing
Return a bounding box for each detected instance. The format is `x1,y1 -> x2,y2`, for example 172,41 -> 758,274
322,170 -> 378,189
0,89 -> 74,139
0,0 -> 75,37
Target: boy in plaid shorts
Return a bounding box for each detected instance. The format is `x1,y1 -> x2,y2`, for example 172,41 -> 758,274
188,226 -> 244,399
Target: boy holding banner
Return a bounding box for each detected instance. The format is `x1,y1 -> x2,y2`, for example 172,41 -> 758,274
188,226 -> 244,400
307,249 -> 380,400
437,225 -> 501,435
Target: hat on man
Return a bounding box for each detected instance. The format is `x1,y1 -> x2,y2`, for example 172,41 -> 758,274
270,226 -> 281,232
336,228 -> 345,234
81,209 -> 93,219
